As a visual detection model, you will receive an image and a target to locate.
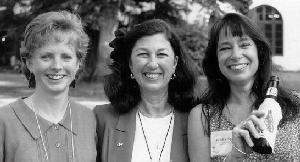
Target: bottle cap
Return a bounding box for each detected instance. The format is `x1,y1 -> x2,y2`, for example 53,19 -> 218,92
270,76 -> 279,84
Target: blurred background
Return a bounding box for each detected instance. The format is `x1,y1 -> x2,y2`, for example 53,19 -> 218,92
0,0 -> 299,108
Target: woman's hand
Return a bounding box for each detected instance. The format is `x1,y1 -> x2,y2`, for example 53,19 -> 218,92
230,110 -> 266,159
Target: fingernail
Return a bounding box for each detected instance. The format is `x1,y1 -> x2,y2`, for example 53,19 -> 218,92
250,141 -> 254,147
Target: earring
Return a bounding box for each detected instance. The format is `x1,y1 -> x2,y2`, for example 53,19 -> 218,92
171,73 -> 176,80
130,73 -> 134,79
70,80 -> 76,88
28,72 -> 34,88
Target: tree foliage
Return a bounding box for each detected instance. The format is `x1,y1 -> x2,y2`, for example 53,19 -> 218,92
0,0 -> 252,80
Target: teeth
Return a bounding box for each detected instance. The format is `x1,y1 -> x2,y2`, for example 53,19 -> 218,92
145,73 -> 160,79
47,74 -> 64,80
229,64 -> 248,70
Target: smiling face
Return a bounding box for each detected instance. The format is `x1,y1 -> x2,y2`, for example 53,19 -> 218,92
129,33 -> 178,94
217,29 -> 259,86
27,36 -> 80,94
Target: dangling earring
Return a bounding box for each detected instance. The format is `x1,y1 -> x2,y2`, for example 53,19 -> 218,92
28,72 -> 35,88
70,80 -> 76,88
171,73 -> 176,80
130,73 -> 134,79
28,73 -> 32,88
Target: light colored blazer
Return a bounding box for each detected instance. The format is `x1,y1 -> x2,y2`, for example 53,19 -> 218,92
94,104 -> 189,162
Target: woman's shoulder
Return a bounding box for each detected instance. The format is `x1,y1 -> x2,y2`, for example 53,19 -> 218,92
0,99 -> 25,125
70,99 -> 94,115
0,99 -> 23,117
94,104 -> 117,116
189,104 -> 204,121
190,103 -> 208,116
0,103 -> 13,122
93,104 -> 119,124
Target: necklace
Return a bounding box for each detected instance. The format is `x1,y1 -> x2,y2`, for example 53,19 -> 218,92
137,109 -> 174,162
31,99 -> 75,161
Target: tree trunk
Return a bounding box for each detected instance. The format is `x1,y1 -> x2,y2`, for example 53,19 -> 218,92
91,6 -> 119,82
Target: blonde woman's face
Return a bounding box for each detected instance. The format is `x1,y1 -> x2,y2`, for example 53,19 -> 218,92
27,37 -> 80,94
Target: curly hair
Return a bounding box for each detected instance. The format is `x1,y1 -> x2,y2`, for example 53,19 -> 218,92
105,19 -> 196,114
201,13 -> 300,135
21,10 -> 89,88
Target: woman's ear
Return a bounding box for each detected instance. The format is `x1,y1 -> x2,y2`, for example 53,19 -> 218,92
174,56 -> 178,69
26,58 -> 33,72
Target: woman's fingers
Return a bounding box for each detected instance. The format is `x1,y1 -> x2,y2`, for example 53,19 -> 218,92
231,127 -> 253,158
252,110 -> 265,118
248,113 -> 267,133
231,111 -> 267,154
242,120 -> 260,139
238,129 -> 254,147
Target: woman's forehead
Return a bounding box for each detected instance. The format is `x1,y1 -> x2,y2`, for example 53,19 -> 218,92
48,31 -> 76,44
219,25 -> 246,38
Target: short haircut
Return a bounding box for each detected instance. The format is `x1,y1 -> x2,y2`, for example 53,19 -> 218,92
21,10 -> 89,88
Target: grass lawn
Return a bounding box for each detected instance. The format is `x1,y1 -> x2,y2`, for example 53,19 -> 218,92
1,69 -> 299,101
0,72 -> 107,102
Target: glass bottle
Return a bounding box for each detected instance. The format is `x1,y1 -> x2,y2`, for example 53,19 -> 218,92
251,76 -> 282,154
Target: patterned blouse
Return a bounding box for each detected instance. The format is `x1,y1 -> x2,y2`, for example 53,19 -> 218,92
210,111 -> 300,162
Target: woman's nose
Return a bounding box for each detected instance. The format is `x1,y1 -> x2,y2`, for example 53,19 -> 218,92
230,46 -> 243,60
147,57 -> 159,69
51,58 -> 63,70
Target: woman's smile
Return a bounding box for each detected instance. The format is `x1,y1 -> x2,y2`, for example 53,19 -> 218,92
227,63 -> 249,71
143,72 -> 162,80
46,74 -> 66,80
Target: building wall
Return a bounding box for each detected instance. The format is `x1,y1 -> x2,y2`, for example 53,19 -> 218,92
251,0 -> 300,71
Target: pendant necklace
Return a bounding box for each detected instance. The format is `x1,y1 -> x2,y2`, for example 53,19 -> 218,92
31,99 -> 75,161
137,109 -> 174,162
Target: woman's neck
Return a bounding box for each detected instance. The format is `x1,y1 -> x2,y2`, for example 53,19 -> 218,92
226,80 -> 256,125
26,89 -> 70,123
139,90 -> 172,118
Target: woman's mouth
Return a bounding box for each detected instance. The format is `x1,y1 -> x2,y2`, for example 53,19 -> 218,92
228,63 -> 249,70
46,74 -> 65,80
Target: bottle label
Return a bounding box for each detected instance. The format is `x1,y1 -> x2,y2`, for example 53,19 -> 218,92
258,98 -> 282,153
264,110 -> 275,133
266,87 -> 277,96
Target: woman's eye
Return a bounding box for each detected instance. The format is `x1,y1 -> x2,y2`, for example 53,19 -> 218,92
157,53 -> 168,57
219,47 -> 231,51
137,53 -> 148,57
240,42 -> 251,48
41,55 -> 50,60
63,55 -> 72,60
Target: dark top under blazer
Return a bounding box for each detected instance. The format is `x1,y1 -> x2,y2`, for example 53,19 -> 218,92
94,104 -> 189,162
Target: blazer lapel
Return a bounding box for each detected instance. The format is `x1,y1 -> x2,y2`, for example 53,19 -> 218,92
113,108 -> 137,162
170,111 -> 189,162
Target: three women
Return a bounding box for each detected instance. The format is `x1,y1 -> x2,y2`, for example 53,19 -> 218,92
1,10 -> 299,162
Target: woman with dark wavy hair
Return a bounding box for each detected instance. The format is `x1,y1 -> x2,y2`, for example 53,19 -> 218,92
188,13 -> 300,161
94,19 -> 196,162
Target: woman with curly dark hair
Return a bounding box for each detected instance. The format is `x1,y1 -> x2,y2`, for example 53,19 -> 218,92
188,13 -> 300,161
94,19 -> 196,162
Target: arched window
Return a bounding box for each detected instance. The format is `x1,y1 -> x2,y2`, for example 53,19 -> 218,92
249,5 -> 283,56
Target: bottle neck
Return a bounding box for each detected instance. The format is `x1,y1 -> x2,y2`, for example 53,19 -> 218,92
265,86 -> 277,100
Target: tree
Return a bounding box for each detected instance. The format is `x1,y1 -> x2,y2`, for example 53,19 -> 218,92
0,0 -> 252,81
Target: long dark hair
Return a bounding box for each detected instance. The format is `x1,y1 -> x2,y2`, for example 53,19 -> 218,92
201,13 -> 300,135
105,19 -> 196,113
